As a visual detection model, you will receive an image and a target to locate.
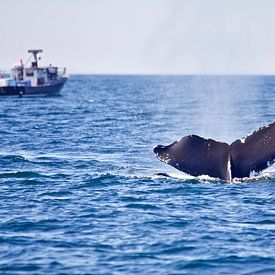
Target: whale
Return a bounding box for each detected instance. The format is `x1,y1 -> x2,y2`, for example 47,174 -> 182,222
153,122 -> 275,181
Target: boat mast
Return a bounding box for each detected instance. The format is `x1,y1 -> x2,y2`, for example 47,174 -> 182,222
28,49 -> 43,68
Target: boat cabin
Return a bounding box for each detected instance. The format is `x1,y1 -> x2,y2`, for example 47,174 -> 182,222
11,49 -> 66,86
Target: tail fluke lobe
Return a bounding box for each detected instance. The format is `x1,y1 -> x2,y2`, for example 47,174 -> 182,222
154,135 -> 230,181
230,122 -> 275,178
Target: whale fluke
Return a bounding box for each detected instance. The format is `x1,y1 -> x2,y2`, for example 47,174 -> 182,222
153,122 -> 275,181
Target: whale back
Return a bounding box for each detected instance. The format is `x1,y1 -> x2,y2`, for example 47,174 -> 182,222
230,122 -> 275,178
154,135 -> 230,180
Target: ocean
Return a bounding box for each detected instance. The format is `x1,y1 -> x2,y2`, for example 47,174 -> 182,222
0,75 -> 274,274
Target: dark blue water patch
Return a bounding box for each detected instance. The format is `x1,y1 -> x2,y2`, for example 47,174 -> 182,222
124,202 -> 160,211
0,154 -> 29,164
0,171 -> 43,179
0,75 -> 274,274
173,256 -> 275,274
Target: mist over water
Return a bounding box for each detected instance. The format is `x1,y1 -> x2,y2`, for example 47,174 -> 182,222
190,76 -> 238,143
159,75 -> 272,144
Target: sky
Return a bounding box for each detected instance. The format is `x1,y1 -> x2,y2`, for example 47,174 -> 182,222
1,0 -> 275,74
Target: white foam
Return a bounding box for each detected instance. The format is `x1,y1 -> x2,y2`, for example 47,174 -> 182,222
154,171 -> 222,183
240,137 -> 246,143
226,157 -> 232,181
231,164 -> 275,182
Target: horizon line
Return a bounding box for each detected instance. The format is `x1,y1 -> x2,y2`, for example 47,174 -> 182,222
68,72 -> 275,76
1,67 -> 275,76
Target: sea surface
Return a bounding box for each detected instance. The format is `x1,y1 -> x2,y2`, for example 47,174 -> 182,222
0,75 -> 274,274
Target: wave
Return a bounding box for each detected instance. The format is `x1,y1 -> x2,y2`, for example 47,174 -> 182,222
152,172 -> 220,183
0,171 -> 44,179
77,167 -> 275,187
0,154 -> 30,164
152,166 -> 275,184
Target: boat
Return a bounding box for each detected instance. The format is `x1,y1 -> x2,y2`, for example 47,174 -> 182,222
0,49 -> 68,96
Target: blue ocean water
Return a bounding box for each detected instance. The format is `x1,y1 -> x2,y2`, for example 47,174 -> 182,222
0,75 -> 274,274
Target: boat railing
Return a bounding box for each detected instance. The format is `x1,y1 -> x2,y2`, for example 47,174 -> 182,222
0,70 -> 9,78
57,67 -> 67,76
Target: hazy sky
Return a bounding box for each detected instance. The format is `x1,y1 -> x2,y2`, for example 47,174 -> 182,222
1,0 -> 275,74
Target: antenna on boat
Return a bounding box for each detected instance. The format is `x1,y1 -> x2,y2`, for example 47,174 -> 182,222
28,49 -> 43,68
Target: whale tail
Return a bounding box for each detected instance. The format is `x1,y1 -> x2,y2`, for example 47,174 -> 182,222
154,122 -> 275,181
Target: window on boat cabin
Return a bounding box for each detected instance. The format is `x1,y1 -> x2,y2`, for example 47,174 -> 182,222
26,68 -> 34,77
38,77 -> 45,85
